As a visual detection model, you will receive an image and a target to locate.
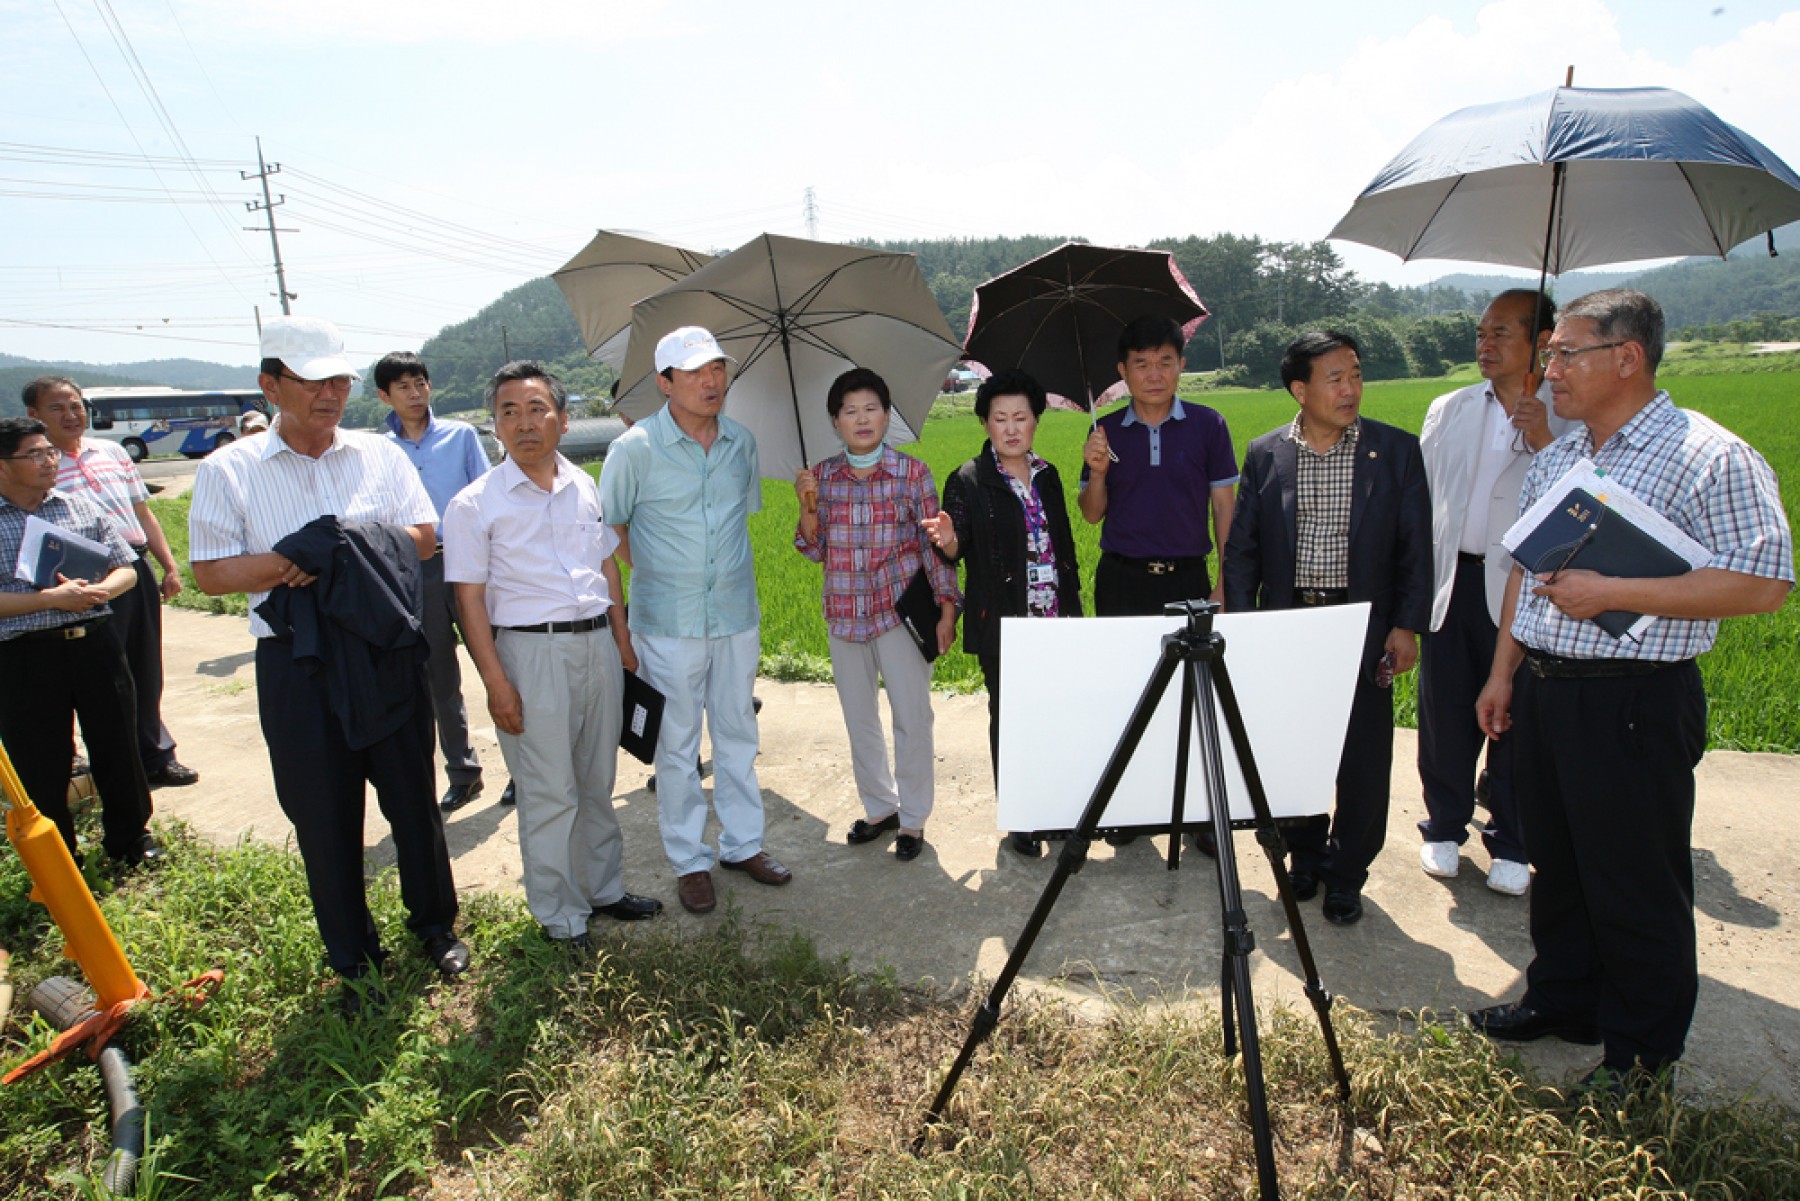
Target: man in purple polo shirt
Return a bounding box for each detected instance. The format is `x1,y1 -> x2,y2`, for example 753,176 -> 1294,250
1079,315 -> 1237,616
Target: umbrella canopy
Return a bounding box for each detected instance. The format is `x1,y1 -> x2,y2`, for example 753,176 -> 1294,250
963,242 -> 1208,410
552,231 -> 714,368
1329,85 -> 1800,275
615,234 -> 962,479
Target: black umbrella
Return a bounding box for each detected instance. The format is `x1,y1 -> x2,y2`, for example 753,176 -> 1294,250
963,242 -> 1209,409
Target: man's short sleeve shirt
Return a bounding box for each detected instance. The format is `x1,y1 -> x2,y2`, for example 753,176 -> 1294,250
1511,391 -> 1794,661
188,424 -> 438,638
598,406 -> 761,639
1081,400 -> 1238,558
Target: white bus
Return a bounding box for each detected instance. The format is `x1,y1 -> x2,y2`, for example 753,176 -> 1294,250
81,387 -> 269,462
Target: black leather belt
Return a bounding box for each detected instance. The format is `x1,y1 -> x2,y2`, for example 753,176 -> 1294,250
5,617 -> 108,644
1458,551 -> 1486,566
499,613 -> 608,634
1523,649 -> 1678,679
1295,588 -> 1349,606
1103,551 -> 1207,577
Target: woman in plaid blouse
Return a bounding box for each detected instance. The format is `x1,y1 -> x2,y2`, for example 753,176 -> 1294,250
794,368 -> 960,862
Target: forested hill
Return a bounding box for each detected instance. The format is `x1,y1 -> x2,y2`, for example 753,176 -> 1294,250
390,227 -> 1800,415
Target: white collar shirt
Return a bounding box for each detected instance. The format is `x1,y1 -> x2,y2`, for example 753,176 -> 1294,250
1458,382 -> 1524,554
441,454 -> 620,628
187,420 -> 438,637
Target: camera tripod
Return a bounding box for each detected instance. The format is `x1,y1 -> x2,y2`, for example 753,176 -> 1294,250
915,601 -> 1352,1201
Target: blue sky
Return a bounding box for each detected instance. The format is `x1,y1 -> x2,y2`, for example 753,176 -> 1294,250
3,0 -> 1797,366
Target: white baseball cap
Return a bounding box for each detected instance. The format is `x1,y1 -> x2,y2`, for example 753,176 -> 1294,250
260,315 -> 360,381
654,326 -> 736,374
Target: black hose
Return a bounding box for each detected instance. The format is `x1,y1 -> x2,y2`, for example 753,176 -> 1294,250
27,976 -> 140,1196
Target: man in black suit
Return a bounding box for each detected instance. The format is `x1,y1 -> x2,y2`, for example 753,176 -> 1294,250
1223,331 -> 1432,925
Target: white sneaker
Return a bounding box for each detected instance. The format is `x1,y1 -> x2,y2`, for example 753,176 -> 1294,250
1420,840 -> 1460,878
1487,859 -> 1531,896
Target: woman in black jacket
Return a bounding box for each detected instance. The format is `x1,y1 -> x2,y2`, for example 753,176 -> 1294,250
924,368 -> 1082,856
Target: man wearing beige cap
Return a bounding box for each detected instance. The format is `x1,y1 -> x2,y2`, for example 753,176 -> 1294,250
600,326 -> 791,915
188,315 -> 468,1010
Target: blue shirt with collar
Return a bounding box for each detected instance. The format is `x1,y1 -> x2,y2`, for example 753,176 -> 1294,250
382,410 -> 490,529
598,404 -> 762,640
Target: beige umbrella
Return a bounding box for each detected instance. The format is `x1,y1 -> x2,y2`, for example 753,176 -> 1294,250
552,230 -> 714,369
615,234 -> 962,480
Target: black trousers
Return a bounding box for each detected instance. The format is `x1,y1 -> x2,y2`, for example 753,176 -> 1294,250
106,554 -> 177,772
0,619 -> 153,860
1094,553 -> 1211,617
1515,659 -> 1705,1073
978,650 -> 1002,787
1286,624 -> 1394,892
1416,556 -> 1523,862
255,639 -> 458,974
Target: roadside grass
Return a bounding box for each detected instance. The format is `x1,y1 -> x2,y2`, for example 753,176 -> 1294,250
5,822 -> 1798,1198
152,366 -> 1799,749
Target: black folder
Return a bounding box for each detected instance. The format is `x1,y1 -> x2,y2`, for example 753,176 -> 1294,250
1509,488 -> 1693,638
895,567 -> 941,663
619,670 -> 665,764
28,524 -> 113,590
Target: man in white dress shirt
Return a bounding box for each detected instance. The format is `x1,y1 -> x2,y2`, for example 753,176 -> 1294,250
1416,290 -> 1572,896
188,315 -> 467,1008
445,361 -> 662,947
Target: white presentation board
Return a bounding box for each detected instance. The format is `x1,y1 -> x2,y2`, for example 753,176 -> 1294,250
995,606 -> 1368,831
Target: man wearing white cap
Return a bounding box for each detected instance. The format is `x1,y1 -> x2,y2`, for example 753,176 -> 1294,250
188,315 -> 469,1009
600,326 -> 791,915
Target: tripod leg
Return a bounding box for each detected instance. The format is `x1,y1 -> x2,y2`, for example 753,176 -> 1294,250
1192,656 -> 1279,1199
1209,648 -> 1353,1102
914,649 -> 1183,1151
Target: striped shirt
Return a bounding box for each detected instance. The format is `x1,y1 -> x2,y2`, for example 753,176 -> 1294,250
1290,417 -> 1358,589
54,436 -> 148,547
0,489 -> 136,640
792,446 -> 959,643
188,421 -> 437,638
1512,392 -> 1794,661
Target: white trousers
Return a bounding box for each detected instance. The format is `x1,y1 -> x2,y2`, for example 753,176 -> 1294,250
829,625 -> 935,830
633,627 -> 763,876
494,626 -> 625,938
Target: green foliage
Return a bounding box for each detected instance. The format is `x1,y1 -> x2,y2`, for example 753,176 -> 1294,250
7,826 -> 1798,1197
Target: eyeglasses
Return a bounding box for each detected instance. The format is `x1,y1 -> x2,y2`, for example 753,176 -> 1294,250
278,370 -> 354,394
1,447 -> 61,464
1538,341 -> 1626,370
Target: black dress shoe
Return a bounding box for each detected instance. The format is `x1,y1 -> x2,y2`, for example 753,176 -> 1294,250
423,933 -> 471,977
111,834 -> 165,869
1191,828 -> 1219,858
1467,1002 -> 1600,1045
1322,887 -> 1364,925
1007,831 -> 1043,858
339,973 -> 387,1019
1287,867 -> 1319,901
592,893 -> 663,921
894,833 -> 923,861
847,814 -> 900,844
146,761 -> 199,787
548,930 -> 594,951
1103,831 -> 1139,847
500,779 -> 517,806
440,780 -> 484,812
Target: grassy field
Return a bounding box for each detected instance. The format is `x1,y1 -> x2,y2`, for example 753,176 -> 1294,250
5,824 -> 1798,1199
150,367 -> 1799,751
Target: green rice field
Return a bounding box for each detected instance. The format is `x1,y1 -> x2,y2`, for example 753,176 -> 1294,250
149,368 -> 1798,752
738,370 -> 1800,754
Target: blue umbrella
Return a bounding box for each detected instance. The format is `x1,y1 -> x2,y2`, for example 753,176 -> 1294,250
1329,85 -> 1800,277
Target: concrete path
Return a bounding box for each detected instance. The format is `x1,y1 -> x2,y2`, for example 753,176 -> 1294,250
141,607 -> 1800,1106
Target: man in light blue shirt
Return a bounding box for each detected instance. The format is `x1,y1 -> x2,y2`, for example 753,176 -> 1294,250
378,351 -> 490,812
600,326 -> 791,915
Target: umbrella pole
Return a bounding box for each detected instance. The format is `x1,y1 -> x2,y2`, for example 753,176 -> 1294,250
777,319 -> 807,467
1521,158 -> 1568,401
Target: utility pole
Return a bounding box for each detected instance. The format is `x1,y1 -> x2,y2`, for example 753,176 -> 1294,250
803,186 -> 818,241
502,325 -> 511,360
243,136 -> 296,315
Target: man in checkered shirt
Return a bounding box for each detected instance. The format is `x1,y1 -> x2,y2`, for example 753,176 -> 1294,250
23,376 -> 198,789
1470,290 -> 1793,1090
1223,330 -> 1432,928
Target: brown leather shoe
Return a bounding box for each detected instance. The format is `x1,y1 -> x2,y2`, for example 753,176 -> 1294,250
719,850 -> 792,886
676,871 -> 716,914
